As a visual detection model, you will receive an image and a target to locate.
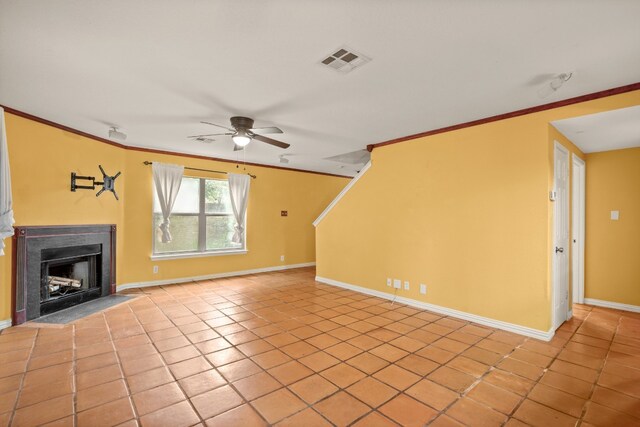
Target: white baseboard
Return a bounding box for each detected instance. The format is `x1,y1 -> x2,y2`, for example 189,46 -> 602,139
584,298 -> 640,313
0,319 -> 12,330
316,276 -> 554,342
117,262 -> 316,292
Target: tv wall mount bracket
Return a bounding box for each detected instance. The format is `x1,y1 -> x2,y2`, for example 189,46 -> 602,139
71,165 -> 121,200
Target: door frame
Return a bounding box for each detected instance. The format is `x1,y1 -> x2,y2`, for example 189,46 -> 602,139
572,154 -> 586,304
552,141 -> 570,330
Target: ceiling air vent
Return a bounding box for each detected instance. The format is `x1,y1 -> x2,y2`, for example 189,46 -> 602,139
320,47 -> 371,73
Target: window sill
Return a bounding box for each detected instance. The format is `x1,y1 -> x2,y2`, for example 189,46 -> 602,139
150,249 -> 247,261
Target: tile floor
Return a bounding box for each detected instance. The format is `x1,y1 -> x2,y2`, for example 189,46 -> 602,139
0,267 -> 639,426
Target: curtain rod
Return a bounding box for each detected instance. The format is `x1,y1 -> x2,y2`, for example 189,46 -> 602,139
143,161 -> 256,179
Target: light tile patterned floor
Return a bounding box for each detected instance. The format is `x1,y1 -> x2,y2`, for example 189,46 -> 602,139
0,267 -> 639,426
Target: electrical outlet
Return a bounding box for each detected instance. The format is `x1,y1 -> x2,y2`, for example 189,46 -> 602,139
386,278 -> 392,287
404,281 -> 410,290
280,255 -> 285,262
393,279 -> 401,289
153,265 -> 159,274
420,283 -> 427,295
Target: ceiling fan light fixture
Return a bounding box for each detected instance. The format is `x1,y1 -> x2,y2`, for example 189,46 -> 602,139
232,129 -> 251,147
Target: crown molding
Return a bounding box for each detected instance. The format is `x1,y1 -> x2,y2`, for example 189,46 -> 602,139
1,106 -> 351,179
367,82 -> 640,152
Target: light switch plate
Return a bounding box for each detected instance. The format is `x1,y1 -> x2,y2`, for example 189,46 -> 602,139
611,210 -> 619,220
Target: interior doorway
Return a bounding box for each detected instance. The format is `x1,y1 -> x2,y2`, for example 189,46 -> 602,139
572,155 -> 586,305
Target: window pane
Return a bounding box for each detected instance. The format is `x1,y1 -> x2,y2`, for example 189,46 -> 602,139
205,179 -> 233,214
154,214 -> 198,253
206,216 -> 242,250
153,177 -> 199,214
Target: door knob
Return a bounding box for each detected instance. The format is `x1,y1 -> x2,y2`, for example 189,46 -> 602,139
555,247 -> 564,253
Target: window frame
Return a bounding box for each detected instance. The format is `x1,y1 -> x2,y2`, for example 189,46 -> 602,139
151,176 -> 247,260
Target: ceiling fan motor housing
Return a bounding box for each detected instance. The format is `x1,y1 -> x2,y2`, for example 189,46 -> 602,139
230,116 -> 254,130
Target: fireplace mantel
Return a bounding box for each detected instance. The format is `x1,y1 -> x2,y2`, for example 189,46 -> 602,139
12,225 -> 116,325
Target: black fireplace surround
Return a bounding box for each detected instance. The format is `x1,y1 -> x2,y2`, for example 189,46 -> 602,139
13,225 -> 116,324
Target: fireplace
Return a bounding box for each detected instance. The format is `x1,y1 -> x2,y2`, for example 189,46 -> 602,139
13,225 -> 116,324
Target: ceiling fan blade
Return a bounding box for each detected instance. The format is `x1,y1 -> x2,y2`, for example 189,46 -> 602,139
249,126 -> 283,135
188,132 -> 233,138
234,144 -> 244,151
201,121 -> 235,131
253,134 -> 290,149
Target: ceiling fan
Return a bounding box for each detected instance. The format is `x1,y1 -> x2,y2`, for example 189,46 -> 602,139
188,116 -> 290,150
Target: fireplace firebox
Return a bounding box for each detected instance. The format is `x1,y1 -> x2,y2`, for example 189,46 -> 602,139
12,225 -> 116,324
40,244 -> 102,315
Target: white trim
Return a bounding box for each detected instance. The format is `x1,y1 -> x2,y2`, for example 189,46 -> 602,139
313,161 -> 372,227
151,249 -> 247,261
0,319 -> 12,330
117,262 -> 316,292
571,154 -> 586,304
584,298 -> 640,313
316,276 -> 555,342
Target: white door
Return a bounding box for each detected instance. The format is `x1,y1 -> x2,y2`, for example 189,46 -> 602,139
572,155 -> 585,304
553,142 -> 570,329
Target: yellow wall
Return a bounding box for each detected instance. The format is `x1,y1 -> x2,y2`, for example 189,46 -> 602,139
121,150 -> 346,284
585,147 -> 640,306
0,114 -> 125,321
0,113 -> 348,321
317,90 -> 640,332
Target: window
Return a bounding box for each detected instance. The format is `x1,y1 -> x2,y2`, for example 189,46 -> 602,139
152,177 -> 244,256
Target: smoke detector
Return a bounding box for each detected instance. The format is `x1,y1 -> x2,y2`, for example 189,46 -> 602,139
320,47 -> 371,73
108,127 -> 127,141
279,154 -> 290,164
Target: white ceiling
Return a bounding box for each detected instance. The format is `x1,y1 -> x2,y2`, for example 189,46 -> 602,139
1,1 -> 639,176
552,106 -> 640,153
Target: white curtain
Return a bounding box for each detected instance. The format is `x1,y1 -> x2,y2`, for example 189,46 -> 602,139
152,162 -> 184,243
228,173 -> 250,244
0,107 -> 14,256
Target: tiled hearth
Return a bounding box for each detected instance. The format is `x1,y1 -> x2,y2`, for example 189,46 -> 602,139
0,267 -> 638,426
